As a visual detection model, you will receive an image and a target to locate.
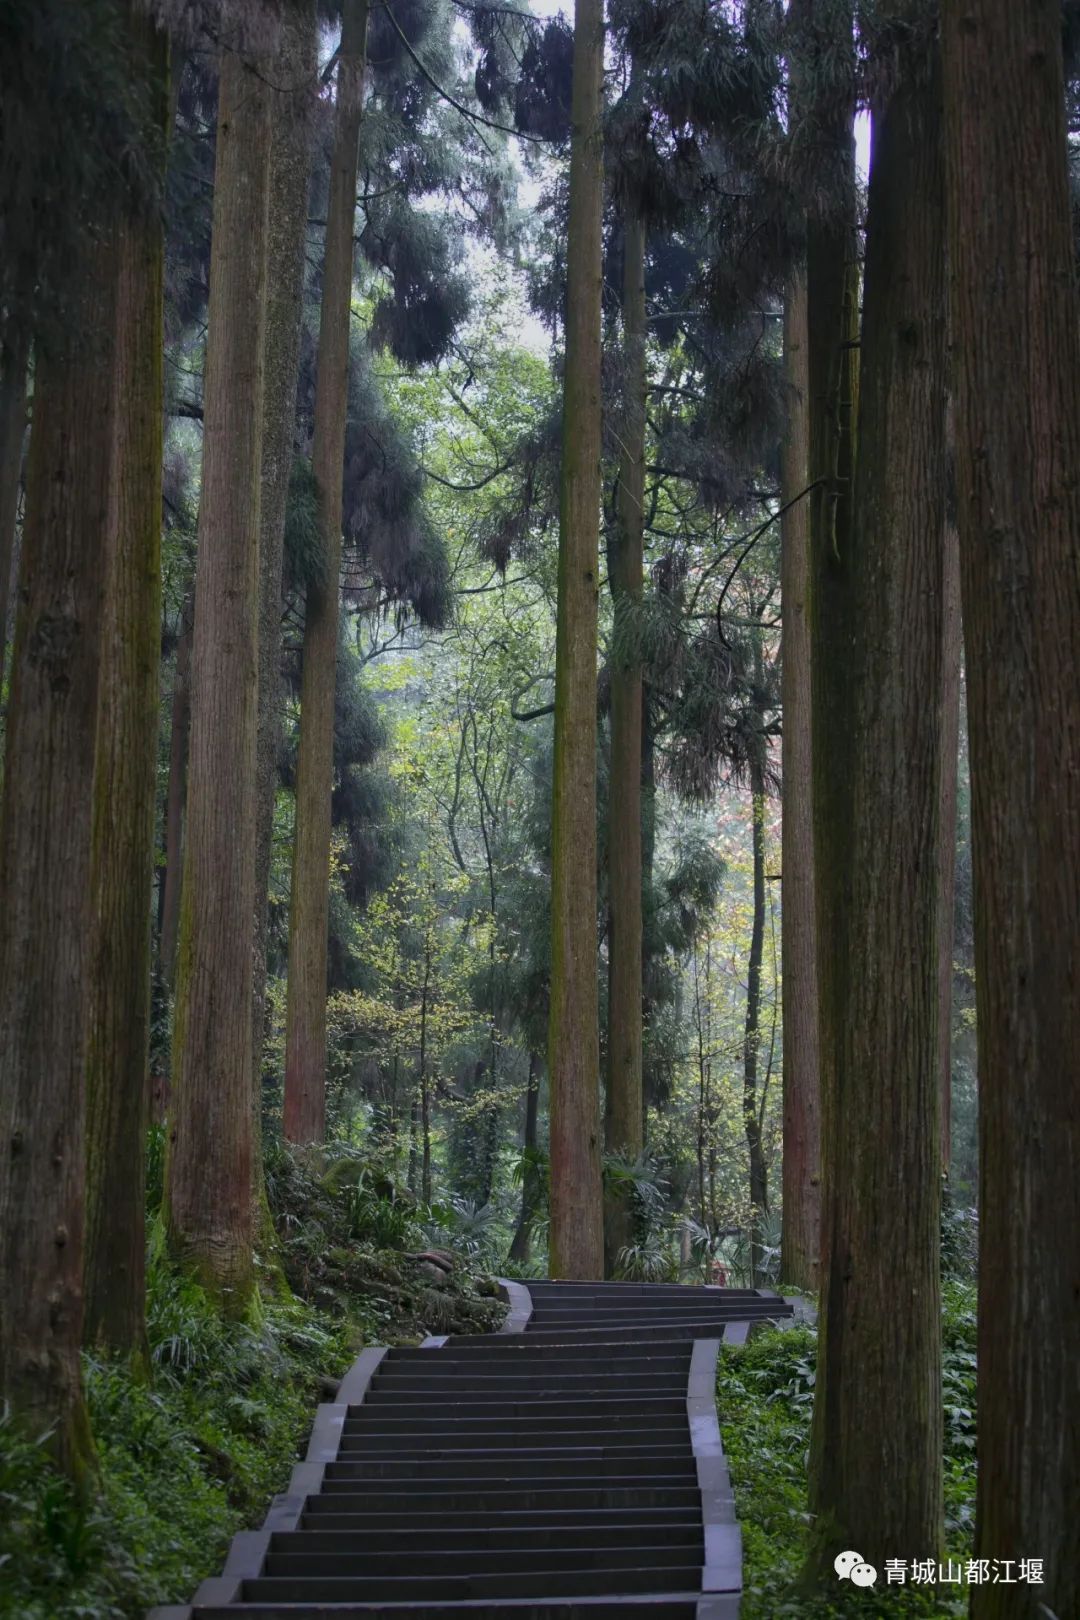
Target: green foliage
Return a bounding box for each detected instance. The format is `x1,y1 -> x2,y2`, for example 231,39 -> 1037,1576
940,1188 -> 978,1283
719,1294 -> 978,1618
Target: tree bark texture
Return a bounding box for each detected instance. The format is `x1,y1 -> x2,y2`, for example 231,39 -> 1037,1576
808,19 -> 946,1568
159,588 -> 193,984
84,6 -> 167,1360
284,0 -> 368,1146
943,4 -> 1080,1612
604,203 -> 646,1274
779,267 -> 821,1292
547,0 -> 605,1281
164,47 -> 271,1309
936,519 -> 961,1175
253,0 -> 316,1136
0,236 -> 119,1475
0,329 -> 28,679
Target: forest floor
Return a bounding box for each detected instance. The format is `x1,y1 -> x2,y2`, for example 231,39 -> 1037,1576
0,1142 -> 505,1620
720,1283 -> 978,1619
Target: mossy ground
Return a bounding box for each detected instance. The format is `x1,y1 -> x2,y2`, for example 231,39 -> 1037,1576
719,1284 -> 977,1620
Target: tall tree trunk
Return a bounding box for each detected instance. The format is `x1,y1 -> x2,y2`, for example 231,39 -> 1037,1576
0,235 -> 120,1476
547,0 -> 605,1281
84,7 -> 167,1360
604,204 -> 646,1275
744,735 -> 769,1288
779,268 -> 821,1292
0,329 -> 28,680
801,0 -> 859,1336
942,4 -> 1080,1612
164,46 -> 272,1310
159,588 -> 193,984
508,1051 -> 540,1263
252,0 -> 316,1234
808,12 -> 946,1571
936,520 -> 961,1176
284,0 -> 368,1146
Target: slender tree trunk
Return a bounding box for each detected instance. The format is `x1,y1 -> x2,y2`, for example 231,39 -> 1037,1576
407,1097 -> 420,1195
164,46 -> 272,1310
547,0 -> 605,1281
418,937 -> 431,1203
253,0 -> 316,1135
284,0 -> 368,1146
509,1052 -> 540,1263
779,268 -> 821,1291
808,13 -> 946,1570
943,5 -> 1080,1612
0,330 -> 28,680
936,520 -> 961,1176
421,1063 -> 432,1208
160,588 -> 193,983
744,739 -> 769,1288
84,8 -> 168,1360
640,688 -> 656,1132
0,235 -> 120,1477
604,204 -> 646,1275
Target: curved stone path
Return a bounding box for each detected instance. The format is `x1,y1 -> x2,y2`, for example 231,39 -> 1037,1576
150,1280 -> 793,1620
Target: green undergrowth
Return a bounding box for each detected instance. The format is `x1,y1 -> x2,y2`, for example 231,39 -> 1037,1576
719,1283 -> 977,1620
1,1143 -> 505,1619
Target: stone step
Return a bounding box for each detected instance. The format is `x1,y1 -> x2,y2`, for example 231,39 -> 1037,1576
273,1526 -> 703,1554
298,1507 -> 702,1532
194,1598 -> 706,1620
344,1408 -> 688,1430
366,1381 -> 690,1400
240,1565 -> 705,1602
375,1364 -> 691,1385
389,1341 -> 694,1363
324,1455 -> 696,1480
264,1547 -> 700,1579
310,1484 -> 702,1512
332,1441 -> 693,1462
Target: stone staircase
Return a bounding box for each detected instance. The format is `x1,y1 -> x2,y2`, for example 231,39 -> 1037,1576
149,1280 -> 793,1620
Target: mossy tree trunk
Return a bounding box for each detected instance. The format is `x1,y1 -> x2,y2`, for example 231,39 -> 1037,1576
604,204 -> 646,1275
779,268 -> 821,1292
943,3 -> 1080,1612
84,6 -> 168,1362
284,0 -> 368,1146
253,0 -> 316,1219
164,45 -> 272,1311
808,10 -> 946,1571
547,0 -> 605,1281
0,233 -> 120,1477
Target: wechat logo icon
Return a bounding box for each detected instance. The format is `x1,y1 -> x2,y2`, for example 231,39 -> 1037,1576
835,1550 -> 878,1588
